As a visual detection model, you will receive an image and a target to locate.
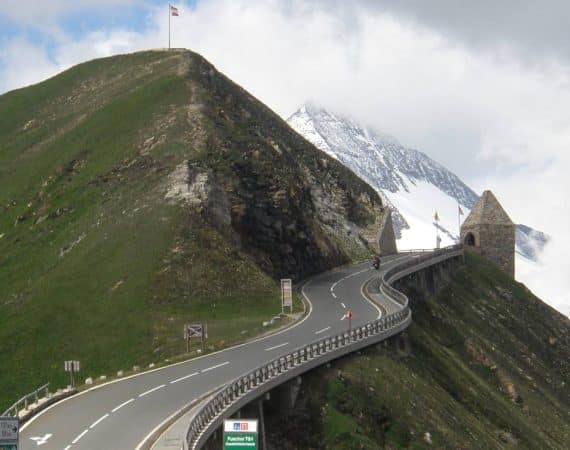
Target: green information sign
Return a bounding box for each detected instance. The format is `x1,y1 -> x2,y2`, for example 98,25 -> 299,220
0,445 -> 18,450
223,432 -> 257,448
223,419 -> 258,450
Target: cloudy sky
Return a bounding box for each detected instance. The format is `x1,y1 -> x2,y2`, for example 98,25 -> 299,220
1,0 -> 568,315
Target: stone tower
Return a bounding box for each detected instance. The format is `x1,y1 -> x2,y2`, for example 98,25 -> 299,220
460,190 -> 515,276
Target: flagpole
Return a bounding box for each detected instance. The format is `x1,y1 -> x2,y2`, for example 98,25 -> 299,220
457,203 -> 461,243
436,223 -> 439,249
168,4 -> 171,49
434,211 -> 439,249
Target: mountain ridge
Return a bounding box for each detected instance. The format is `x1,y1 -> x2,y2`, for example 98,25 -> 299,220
287,103 -> 548,262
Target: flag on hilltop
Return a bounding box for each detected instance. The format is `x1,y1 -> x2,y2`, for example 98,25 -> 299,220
168,5 -> 180,49
434,211 -> 439,222
458,205 -> 464,216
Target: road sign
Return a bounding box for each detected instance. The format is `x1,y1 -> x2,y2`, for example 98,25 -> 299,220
64,360 -> 80,388
184,324 -> 207,340
184,324 -> 207,352
281,279 -> 293,312
0,416 -> 18,450
341,310 -> 353,332
223,420 -> 257,449
64,360 -> 80,372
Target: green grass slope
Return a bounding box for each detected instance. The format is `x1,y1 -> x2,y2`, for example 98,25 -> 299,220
264,253 -> 569,449
0,50 -> 385,410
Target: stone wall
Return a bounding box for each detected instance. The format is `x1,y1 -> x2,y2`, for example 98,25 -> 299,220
461,224 -> 514,277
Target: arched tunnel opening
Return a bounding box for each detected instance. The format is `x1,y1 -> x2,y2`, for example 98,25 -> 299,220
464,232 -> 476,247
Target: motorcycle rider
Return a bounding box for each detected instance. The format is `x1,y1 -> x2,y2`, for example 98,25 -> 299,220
372,255 -> 381,270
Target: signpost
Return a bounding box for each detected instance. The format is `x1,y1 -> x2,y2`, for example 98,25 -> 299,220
184,323 -> 208,353
64,360 -> 80,388
0,416 -> 19,450
341,310 -> 353,333
280,279 -> 293,314
223,419 -> 258,449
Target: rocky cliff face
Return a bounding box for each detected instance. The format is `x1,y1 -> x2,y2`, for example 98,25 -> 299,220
157,53 -> 386,278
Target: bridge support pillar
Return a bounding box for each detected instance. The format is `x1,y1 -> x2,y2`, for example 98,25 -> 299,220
258,396 -> 268,450
289,376 -> 302,408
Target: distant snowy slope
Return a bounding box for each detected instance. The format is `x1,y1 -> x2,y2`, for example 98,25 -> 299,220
288,103 -> 548,262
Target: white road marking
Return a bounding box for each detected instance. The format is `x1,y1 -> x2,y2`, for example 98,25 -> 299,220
170,371 -> 199,384
315,326 -> 331,335
30,434 -> 52,446
139,384 -> 166,398
72,429 -> 89,444
264,342 -> 289,351
63,446 -> 71,450
331,292 -> 337,298
111,398 -> 134,412
89,413 -> 109,429
201,361 -> 229,373
341,302 -> 346,308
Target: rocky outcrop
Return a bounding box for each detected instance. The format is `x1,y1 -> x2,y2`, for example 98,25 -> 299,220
158,51 -> 386,279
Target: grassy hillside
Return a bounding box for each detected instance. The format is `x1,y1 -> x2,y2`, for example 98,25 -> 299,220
0,50 -> 386,410
263,252 -> 569,449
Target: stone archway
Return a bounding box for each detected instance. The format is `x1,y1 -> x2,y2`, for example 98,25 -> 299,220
464,232 -> 476,247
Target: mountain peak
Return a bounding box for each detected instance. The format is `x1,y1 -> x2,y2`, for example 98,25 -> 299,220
287,103 -> 547,261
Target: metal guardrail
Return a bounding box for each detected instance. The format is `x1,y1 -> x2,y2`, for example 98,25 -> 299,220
185,246 -> 463,449
2,383 -> 50,417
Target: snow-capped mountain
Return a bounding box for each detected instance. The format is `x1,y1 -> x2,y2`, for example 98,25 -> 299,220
287,104 -> 548,264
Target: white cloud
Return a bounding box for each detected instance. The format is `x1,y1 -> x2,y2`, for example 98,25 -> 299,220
0,0 -> 568,315
0,0 -> 135,25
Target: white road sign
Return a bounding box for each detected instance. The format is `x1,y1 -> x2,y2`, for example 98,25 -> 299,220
281,279 -> 293,309
224,419 -> 258,433
184,324 -> 207,340
0,416 -> 19,443
64,361 -> 80,372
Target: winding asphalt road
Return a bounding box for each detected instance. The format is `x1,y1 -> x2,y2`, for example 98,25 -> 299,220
20,253 -> 416,450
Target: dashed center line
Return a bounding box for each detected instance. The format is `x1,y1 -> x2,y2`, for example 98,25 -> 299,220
139,384 -> 166,398
111,398 -> 134,412
89,413 -> 109,429
72,429 -> 89,444
201,361 -> 229,373
264,342 -> 289,351
341,302 -> 346,308
170,371 -> 199,384
331,292 -> 337,299
315,326 -> 331,335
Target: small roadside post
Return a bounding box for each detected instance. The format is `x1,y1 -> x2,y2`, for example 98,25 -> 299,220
223,419 -> 258,450
280,279 -> 293,314
0,416 -> 19,450
341,310 -> 353,334
64,360 -> 80,388
184,323 -> 208,353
